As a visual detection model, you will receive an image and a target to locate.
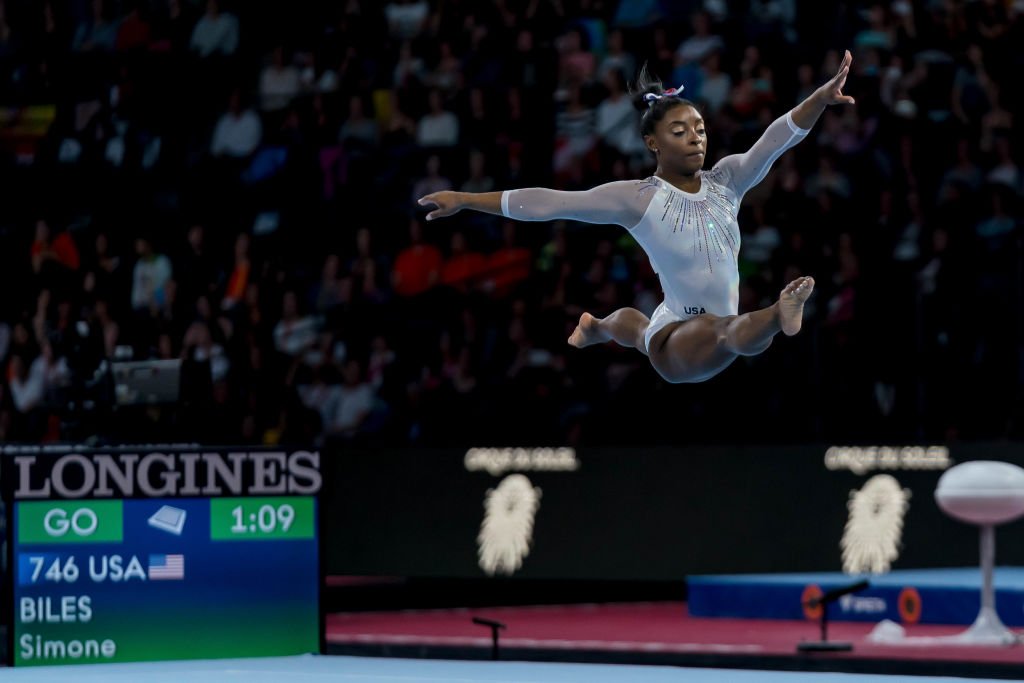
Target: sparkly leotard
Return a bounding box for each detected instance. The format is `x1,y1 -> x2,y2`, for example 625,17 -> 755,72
501,111 -> 809,351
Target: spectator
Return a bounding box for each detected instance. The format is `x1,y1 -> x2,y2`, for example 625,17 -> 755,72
210,89 -> 262,159
131,236 -> 173,315
892,191 -> 925,264
557,27 -> 595,88
393,41 -> 426,89
508,30 -> 544,90
595,69 -> 644,160
460,88 -> 493,152
384,0 -> 429,41
299,53 -> 338,94
297,364 -> 342,437
938,138 -> 982,199
853,4 -> 894,50
805,154 -> 852,200
974,188 -> 1017,254
259,46 -> 301,113
311,254 -> 348,315
597,29 -> 636,83
367,335 -> 396,389
460,149 -> 494,194
31,219 -> 80,283
72,0 -> 119,52
339,94 -> 379,150
416,89 -> 459,148
411,154 -> 452,207
182,319 -> 229,382
440,231 -> 486,292
93,299 -> 120,357
986,134 -> 1020,192
745,0 -> 796,45
483,222 -> 531,297
272,290 -> 319,358
221,233 -> 251,310
392,219 -> 442,298
979,85 -> 1012,154
952,44 -> 992,128
349,227 -> 389,305
9,349 -> 51,420
699,53 -> 732,115
115,2 -> 152,52
190,0 -> 239,58
150,0 -> 195,52
327,358 -> 375,439
427,41 -> 462,93
176,224 -> 221,311
553,84 -> 596,177
676,11 -> 723,66
82,232 -> 123,307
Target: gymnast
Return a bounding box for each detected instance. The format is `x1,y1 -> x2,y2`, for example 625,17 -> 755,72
419,50 -> 855,384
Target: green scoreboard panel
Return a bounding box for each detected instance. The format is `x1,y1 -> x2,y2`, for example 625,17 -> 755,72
4,448 -> 322,666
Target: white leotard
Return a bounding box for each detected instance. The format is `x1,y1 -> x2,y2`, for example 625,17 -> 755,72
501,111 -> 809,351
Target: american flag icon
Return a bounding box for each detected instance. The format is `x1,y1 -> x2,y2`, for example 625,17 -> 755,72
148,554 -> 185,580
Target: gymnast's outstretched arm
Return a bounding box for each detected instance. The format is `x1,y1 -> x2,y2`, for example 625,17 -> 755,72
713,49 -> 855,198
417,180 -> 653,230
791,48 -> 856,128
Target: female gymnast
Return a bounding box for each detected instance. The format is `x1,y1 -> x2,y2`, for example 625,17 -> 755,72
419,51 -> 855,383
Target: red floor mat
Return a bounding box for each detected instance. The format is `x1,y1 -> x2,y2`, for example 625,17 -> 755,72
327,602 -> 1024,664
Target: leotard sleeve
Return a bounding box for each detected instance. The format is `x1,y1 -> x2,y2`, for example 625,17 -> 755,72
501,180 -> 655,230
711,111 -> 810,199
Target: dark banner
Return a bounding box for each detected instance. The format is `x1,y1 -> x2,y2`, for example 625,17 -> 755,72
324,444 -> 1024,581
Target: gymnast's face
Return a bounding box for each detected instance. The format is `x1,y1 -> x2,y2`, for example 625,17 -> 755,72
646,103 -> 706,175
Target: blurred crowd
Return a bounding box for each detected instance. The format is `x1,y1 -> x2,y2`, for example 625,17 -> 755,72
0,0 -> 1020,448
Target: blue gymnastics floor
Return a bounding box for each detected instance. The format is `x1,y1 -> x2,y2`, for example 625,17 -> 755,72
0,655 -> 1015,683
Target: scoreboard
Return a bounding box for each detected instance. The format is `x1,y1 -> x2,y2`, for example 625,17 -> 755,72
4,447 -> 322,667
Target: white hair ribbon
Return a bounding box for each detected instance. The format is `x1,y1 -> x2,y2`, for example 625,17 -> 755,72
643,84 -> 685,106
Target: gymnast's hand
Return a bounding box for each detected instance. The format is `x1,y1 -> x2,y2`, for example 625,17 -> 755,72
817,49 -> 856,106
417,191 -> 463,221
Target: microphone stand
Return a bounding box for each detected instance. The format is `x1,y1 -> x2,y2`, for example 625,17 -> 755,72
797,580 -> 870,652
472,617 -> 507,660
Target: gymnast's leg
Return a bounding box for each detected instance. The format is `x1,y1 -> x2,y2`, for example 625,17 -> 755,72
568,308 -> 651,356
650,277 -> 814,383
720,276 -> 815,355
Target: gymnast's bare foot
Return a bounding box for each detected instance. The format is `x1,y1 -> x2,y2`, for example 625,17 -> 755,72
778,276 -> 814,336
568,312 -> 610,348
